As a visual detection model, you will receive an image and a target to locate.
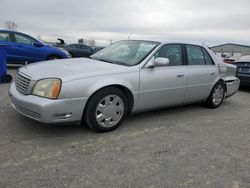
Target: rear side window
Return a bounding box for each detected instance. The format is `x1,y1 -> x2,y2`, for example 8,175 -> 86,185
202,48 -> 214,65
186,45 -> 206,65
83,45 -> 92,51
15,34 -> 35,45
76,44 -> 82,49
155,44 -> 182,66
0,32 -> 11,42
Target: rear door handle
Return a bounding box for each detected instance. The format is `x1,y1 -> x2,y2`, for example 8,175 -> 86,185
176,73 -> 185,77
211,72 -> 215,75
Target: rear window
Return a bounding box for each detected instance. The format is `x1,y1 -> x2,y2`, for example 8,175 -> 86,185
202,48 -> 214,65
186,45 -> 206,65
0,32 -> 11,42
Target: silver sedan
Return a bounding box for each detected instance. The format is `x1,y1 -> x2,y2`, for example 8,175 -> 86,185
9,40 -> 240,132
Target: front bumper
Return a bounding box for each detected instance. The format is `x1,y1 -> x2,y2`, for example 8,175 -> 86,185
238,73 -> 250,86
9,83 -> 87,124
225,78 -> 240,98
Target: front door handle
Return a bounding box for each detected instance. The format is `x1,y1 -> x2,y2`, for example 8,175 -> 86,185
211,72 -> 215,75
176,73 -> 185,77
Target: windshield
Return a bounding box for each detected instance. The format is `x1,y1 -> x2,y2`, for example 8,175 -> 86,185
90,40 -> 159,66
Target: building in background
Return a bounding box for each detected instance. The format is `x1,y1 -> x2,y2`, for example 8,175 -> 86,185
210,43 -> 250,58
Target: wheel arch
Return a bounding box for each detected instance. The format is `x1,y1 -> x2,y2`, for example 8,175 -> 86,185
207,78 -> 226,100
217,78 -> 228,95
83,84 -> 135,119
46,54 -> 62,60
210,77 -> 227,93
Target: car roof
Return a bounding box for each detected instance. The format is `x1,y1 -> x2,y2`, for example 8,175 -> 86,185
0,30 -> 44,44
0,29 -> 27,35
67,43 -> 86,45
119,39 -> 206,47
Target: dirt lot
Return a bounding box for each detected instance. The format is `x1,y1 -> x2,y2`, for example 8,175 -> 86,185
0,69 -> 249,188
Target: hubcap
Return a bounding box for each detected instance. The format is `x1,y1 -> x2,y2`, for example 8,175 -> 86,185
95,95 -> 124,128
212,84 -> 224,105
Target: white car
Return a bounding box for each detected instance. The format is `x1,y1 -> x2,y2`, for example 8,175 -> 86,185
9,40 -> 240,132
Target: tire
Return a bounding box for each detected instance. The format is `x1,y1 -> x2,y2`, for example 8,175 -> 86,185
84,87 -> 128,132
69,52 -> 74,58
206,81 -> 226,108
47,55 -> 61,60
2,74 -> 12,83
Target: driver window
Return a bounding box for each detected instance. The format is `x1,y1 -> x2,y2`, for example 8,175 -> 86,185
155,44 -> 182,66
15,34 -> 35,45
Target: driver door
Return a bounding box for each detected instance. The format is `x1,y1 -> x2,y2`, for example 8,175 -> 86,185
11,33 -> 43,63
138,44 -> 187,110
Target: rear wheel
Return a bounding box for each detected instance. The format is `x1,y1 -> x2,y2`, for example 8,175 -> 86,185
206,81 -> 226,108
84,87 -> 128,132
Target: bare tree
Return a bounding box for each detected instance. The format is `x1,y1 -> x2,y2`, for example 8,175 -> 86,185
78,38 -> 84,44
89,38 -> 96,47
5,21 -> 18,31
81,38 -> 96,46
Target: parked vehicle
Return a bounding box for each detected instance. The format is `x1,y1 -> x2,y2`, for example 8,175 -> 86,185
216,53 -> 236,64
0,30 -> 71,64
233,55 -> 250,86
44,38 -> 66,48
0,45 -> 12,83
92,46 -> 104,52
64,43 -> 98,58
9,40 -> 240,132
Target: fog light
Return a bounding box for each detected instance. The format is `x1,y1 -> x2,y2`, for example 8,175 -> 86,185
53,113 -> 72,119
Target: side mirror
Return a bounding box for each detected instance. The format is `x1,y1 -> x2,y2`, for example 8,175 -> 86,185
33,42 -> 43,47
145,57 -> 170,68
154,57 -> 170,66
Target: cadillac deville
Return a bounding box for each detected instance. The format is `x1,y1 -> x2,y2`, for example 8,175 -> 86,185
9,40 -> 240,132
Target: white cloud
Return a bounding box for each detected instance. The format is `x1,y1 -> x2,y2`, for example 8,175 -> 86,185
1,0 -> 250,46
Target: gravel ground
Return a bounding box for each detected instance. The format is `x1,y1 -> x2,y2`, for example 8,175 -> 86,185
0,69 -> 249,188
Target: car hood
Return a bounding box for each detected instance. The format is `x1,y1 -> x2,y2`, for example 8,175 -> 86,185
18,58 -> 136,82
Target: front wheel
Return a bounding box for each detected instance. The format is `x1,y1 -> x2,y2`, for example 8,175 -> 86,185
206,81 -> 226,108
84,87 -> 128,132
47,55 -> 61,60
2,74 -> 12,83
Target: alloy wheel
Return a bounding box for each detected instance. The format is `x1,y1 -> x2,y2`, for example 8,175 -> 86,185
212,84 -> 224,106
95,95 -> 124,128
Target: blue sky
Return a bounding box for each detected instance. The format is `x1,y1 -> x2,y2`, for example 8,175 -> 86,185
1,0 -> 250,46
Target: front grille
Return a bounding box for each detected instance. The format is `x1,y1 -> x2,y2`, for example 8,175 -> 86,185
235,62 -> 250,74
239,67 -> 250,73
15,72 -> 31,94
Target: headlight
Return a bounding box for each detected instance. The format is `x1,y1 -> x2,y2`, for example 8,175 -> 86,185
60,48 -> 71,57
32,78 -> 61,99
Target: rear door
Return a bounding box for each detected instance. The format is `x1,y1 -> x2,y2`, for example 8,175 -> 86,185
184,45 -> 218,103
81,45 -> 94,57
0,31 -> 11,45
139,44 -> 187,110
74,44 -> 84,57
0,31 -> 16,63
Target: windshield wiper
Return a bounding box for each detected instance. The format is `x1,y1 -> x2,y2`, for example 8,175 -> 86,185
98,58 -> 115,64
91,57 -> 127,66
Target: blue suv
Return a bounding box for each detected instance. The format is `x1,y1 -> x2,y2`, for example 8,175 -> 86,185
0,30 -> 71,64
